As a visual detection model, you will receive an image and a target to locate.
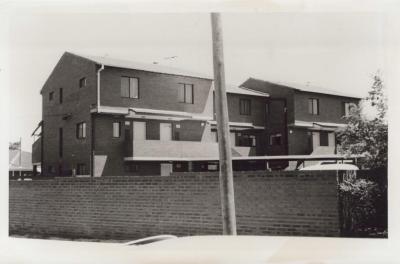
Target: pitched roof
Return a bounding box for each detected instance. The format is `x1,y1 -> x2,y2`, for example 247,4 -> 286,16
9,150 -> 33,171
70,52 -> 212,80
243,77 -> 362,99
223,84 -> 269,97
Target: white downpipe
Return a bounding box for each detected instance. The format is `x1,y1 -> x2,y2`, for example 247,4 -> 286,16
94,64 -> 104,177
97,64 -> 105,111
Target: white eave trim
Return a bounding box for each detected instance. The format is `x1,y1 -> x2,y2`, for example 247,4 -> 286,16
208,120 -> 265,130
124,154 -> 362,162
290,120 -> 347,129
91,106 -> 213,121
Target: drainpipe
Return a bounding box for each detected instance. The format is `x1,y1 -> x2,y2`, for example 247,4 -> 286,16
91,64 -> 104,177
97,64 -> 105,111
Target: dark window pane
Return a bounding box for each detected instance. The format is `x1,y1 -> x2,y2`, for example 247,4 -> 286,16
270,133 -> 282,146
59,127 -> 63,157
59,88 -> 63,104
79,77 -> 86,88
320,131 -> 329,146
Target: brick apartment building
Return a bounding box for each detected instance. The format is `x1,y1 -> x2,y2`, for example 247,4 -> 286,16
31,52 -> 360,176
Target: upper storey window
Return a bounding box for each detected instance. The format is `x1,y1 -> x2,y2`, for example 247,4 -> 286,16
79,77 -> 87,88
343,102 -> 357,116
308,98 -> 319,115
49,91 -> 54,101
178,83 -> 194,104
76,122 -> 86,139
121,77 -> 139,99
239,99 -> 251,115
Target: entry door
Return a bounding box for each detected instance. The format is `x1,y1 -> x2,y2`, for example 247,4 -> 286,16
160,163 -> 172,176
133,121 -> 146,140
160,123 -> 172,141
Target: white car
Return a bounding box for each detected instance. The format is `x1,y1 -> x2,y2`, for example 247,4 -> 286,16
299,161 -> 359,171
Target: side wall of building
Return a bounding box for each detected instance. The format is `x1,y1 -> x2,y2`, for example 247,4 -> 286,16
41,53 -> 98,176
100,67 -> 213,114
225,93 -> 267,127
294,91 -> 360,124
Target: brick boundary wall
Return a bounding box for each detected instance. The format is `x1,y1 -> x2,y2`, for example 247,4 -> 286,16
9,171 -> 340,240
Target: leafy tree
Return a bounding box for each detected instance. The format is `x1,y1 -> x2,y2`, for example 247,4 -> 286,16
337,75 -> 388,169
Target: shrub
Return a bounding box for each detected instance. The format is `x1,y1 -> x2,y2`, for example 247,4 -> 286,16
339,177 -> 386,236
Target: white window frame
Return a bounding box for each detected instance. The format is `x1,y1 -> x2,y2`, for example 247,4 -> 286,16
121,76 -> 139,99
178,83 -> 194,104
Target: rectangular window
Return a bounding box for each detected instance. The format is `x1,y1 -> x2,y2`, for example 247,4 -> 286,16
237,133 -> 256,147
59,88 -> 63,104
125,163 -> 139,172
270,133 -> 282,146
79,77 -> 86,88
121,77 -> 139,98
113,122 -> 121,138
208,163 -> 218,171
343,102 -> 356,116
59,127 -> 63,157
49,91 -> 54,101
76,122 -> 86,139
77,163 -> 87,175
308,98 -> 319,115
265,103 -> 269,115
240,99 -> 251,115
320,131 -> 329,146
178,83 -> 194,104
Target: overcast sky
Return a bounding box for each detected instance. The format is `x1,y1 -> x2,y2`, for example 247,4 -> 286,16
4,10 -> 390,151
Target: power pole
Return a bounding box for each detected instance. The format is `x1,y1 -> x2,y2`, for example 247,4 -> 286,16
211,13 -> 237,235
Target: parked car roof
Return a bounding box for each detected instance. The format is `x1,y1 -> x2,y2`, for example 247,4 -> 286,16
299,163 -> 359,171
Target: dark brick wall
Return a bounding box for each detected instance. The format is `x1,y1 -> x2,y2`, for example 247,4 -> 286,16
294,91 -> 360,123
100,67 -> 213,114
241,79 -> 295,124
9,171 -> 340,239
288,128 -> 313,155
41,52 -> 98,176
224,93 -> 267,127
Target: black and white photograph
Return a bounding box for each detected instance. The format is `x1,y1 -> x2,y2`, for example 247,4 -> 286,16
1,0 -> 398,263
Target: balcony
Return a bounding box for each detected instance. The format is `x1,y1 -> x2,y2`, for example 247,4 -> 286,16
124,140 -> 255,161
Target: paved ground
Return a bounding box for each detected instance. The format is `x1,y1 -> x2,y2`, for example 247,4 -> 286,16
0,235 -> 397,264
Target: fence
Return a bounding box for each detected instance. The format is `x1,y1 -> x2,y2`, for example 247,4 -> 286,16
9,171 -> 340,240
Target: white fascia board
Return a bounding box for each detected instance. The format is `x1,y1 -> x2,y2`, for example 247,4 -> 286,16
124,154 -> 362,162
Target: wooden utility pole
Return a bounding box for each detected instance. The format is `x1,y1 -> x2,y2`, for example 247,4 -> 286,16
211,13 -> 237,235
